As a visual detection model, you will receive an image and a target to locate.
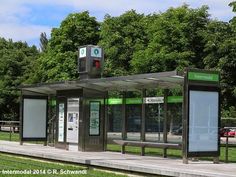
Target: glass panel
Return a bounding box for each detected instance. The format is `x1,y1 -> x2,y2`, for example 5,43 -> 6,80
89,101 -> 100,136
188,91 -> 218,152
145,104 -> 163,142
167,103 -> 182,143
127,104 -> 141,140
107,105 -> 122,140
23,98 -> 47,138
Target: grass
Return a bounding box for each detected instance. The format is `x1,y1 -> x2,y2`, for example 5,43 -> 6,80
0,131 -> 45,144
107,144 -> 236,163
0,153 -> 127,177
0,131 -> 19,141
1,131 -> 235,163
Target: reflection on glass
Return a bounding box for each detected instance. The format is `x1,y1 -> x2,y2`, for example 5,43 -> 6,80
145,104 -> 163,142
167,104 -> 182,143
107,105 -> 122,140
127,104 -> 141,140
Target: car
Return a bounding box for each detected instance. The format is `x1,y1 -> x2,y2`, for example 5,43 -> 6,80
225,129 -> 236,137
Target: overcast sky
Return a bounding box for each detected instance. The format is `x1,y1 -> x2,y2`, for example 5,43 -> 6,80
0,0 -> 234,47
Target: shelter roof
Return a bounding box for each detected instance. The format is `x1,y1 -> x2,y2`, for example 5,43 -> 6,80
21,70 -> 184,95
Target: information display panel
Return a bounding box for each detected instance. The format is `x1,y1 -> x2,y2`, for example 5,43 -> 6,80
66,98 -> 80,143
184,69 -> 220,159
58,103 -> 65,142
188,90 -> 219,153
22,97 -> 47,140
89,101 -> 100,136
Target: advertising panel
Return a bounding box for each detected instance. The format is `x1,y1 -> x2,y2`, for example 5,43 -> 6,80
188,90 -> 219,152
22,98 -> 47,140
66,98 -> 79,143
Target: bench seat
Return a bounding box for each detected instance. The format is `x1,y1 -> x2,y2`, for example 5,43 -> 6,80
113,140 -> 182,156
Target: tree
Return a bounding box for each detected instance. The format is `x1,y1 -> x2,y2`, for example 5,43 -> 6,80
31,11 -> 100,82
99,10 -> 148,76
131,5 -> 210,73
203,2 -> 236,109
0,38 -> 39,120
39,32 -> 48,52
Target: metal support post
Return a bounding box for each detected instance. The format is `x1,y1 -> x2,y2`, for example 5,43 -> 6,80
104,91 -> 109,151
163,89 -> 168,158
122,91 -> 127,140
141,89 -> 146,156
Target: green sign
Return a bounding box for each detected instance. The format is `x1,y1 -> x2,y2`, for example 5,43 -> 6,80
107,98 -> 122,105
167,96 -> 183,103
126,98 -> 142,104
107,97 -> 183,104
188,72 -> 219,82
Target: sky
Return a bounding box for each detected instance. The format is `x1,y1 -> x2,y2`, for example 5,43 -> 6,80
0,0 -> 234,47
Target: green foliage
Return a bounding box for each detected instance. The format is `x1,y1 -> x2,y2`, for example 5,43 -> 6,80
1,5 -> 236,119
99,10 -> 148,76
222,106 -> 236,118
31,11 -> 100,82
39,32 -> 48,52
131,5 -> 210,73
203,3 -> 236,108
0,38 -> 39,120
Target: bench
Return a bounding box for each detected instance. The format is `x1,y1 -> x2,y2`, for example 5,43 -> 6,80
113,140 -> 182,157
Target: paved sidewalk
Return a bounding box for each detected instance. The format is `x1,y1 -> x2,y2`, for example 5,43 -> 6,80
0,140 -> 236,177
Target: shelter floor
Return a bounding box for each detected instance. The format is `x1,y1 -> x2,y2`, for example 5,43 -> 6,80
0,141 -> 235,177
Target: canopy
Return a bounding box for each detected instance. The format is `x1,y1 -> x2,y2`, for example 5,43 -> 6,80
21,70 -> 184,94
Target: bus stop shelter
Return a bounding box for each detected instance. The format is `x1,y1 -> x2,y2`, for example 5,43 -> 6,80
20,69 -> 220,163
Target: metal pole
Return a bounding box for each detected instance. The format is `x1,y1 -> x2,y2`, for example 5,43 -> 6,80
121,91 -> 127,154
19,91 -> 23,145
122,91 -> 127,140
163,89 -> 168,158
10,125 -> 12,141
141,89 -> 146,156
158,103 -> 161,142
225,131 -> 229,163
104,91 -> 109,151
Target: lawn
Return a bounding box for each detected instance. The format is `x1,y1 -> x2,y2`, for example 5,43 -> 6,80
1,131 -> 235,163
106,144 -> 236,163
0,153 -> 127,177
0,131 -> 19,141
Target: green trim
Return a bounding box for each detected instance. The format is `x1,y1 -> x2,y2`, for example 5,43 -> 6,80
107,98 -> 142,105
167,96 -> 183,103
188,72 -> 219,82
107,98 -> 122,105
126,98 -> 142,104
107,96 -> 183,105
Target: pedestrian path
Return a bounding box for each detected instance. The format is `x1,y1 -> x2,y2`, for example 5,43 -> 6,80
0,140 -> 235,177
